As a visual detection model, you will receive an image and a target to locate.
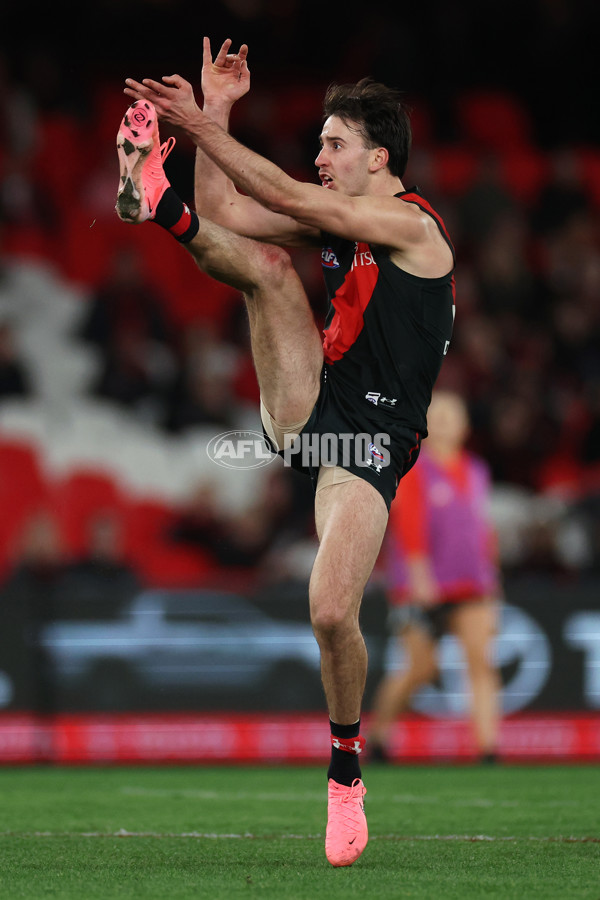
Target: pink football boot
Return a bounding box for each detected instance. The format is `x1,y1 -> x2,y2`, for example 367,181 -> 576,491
325,777 -> 368,867
116,100 -> 175,223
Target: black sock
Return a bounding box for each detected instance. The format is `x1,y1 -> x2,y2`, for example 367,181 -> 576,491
154,187 -> 199,243
327,719 -> 363,786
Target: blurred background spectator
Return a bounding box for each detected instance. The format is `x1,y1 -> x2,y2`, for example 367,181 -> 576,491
0,509 -> 66,711
368,390 -> 501,763
79,246 -> 177,424
0,320 -> 31,398
61,508 -> 141,618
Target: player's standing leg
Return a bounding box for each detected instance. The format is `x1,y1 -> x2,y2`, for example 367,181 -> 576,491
309,477 -> 389,866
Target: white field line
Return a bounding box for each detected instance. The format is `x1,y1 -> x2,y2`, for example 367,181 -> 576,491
120,787 -> 325,801
119,787 -> 580,808
0,830 -> 598,843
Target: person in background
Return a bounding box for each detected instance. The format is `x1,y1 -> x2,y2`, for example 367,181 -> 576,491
0,320 -> 31,398
369,390 -> 502,763
80,246 -> 176,422
0,509 -> 66,712
62,509 -> 141,618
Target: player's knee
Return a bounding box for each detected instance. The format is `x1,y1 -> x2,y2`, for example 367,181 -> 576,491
310,602 -> 356,644
262,243 -> 292,268
243,245 -> 294,300
258,245 -> 294,287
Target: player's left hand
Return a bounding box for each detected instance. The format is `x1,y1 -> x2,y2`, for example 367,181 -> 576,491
123,74 -> 201,129
202,37 -> 250,109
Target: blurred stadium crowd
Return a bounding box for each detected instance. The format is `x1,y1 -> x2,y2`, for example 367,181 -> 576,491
0,0 -> 599,601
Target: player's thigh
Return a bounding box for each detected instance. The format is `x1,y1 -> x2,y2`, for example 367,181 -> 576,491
244,256 -> 323,424
244,246 -> 322,369
450,599 -> 498,668
309,476 -> 389,625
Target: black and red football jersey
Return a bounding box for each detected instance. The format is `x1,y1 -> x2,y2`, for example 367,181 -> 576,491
320,188 -> 455,438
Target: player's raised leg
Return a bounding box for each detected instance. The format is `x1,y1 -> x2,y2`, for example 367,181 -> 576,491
116,100 -> 323,424
310,477 -> 389,866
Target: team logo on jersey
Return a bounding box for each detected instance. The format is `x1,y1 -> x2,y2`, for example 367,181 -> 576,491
321,247 -> 340,268
366,442 -> 385,474
365,391 -> 398,408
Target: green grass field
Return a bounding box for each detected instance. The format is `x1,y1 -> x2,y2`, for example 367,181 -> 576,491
0,765 -> 598,899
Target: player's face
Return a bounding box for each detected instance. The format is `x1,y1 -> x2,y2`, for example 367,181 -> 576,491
315,116 -> 374,196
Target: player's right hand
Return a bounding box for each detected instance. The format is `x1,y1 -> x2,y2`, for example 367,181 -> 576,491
202,37 -> 250,109
124,74 -> 201,131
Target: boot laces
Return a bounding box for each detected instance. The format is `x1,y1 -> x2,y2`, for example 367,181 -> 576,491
341,779 -> 366,803
160,136 -> 176,162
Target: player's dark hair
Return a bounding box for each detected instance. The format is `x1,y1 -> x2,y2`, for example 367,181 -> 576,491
322,78 -> 412,178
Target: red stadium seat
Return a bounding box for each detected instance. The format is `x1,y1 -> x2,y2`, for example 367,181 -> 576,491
407,101 -> 434,149
51,468 -> 129,558
125,497 -> 217,586
457,91 -> 533,150
578,148 -> 600,208
33,114 -> 91,221
499,147 -> 551,205
433,145 -> 479,196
